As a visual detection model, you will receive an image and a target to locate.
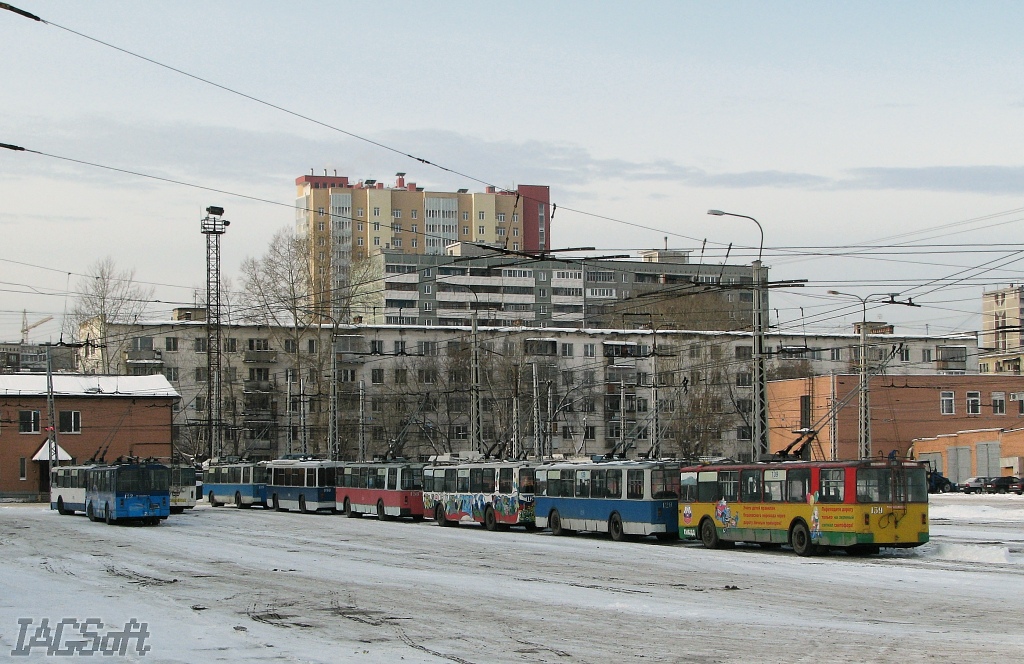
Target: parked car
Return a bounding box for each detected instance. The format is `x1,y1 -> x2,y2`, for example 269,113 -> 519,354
960,477 -> 989,494
927,470 -> 955,493
1009,477 -> 1024,495
983,476 -> 1022,494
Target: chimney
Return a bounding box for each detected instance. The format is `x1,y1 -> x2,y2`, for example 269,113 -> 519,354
396,172 -> 406,189
486,186 -> 496,194
376,182 -> 384,189
407,182 -> 416,191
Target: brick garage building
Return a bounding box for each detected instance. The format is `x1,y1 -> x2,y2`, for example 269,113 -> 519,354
913,427 -> 1024,484
0,375 -> 179,501
768,374 -> 1024,462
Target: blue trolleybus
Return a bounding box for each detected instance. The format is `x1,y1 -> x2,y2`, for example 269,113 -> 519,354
534,459 -> 680,541
265,458 -> 341,513
204,461 -> 268,508
84,462 -> 171,525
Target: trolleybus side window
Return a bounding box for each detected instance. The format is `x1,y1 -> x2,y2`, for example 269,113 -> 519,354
457,469 -> 471,493
498,468 -> 514,494
718,470 -> 739,502
546,470 -> 564,497
403,468 -> 422,490
387,468 -> 398,490
535,470 -> 547,496
482,468 -> 495,493
763,470 -> 785,502
591,469 -> 606,498
519,468 -> 535,494
787,468 -> 811,502
651,467 -> 679,499
444,469 -> 458,493
697,471 -> 718,502
575,470 -> 591,498
740,469 -> 761,502
607,469 -> 622,499
470,468 -> 483,493
560,469 -> 574,497
857,468 -> 889,502
242,466 -> 250,484
626,469 -> 645,500
680,472 -> 698,502
819,468 -> 845,503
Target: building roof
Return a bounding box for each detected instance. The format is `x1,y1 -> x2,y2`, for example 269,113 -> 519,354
0,374 -> 179,399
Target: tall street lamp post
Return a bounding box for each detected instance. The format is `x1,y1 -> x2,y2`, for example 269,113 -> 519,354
708,210 -> 767,459
827,291 -> 919,459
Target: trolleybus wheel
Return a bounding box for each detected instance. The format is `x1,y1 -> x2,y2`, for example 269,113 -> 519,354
435,504 -> 451,526
377,500 -> 390,521
272,494 -> 282,511
105,504 -> 114,525
549,509 -> 565,536
483,506 -> 498,531
209,491 -> 221,507
298,495 -> 308,514
344,498 -> 358,517
608,513 -> 625,542
56,497 -> 68,515
790,521 -> 816,557
700,518 -> 721,549
235,492 -> 246,509
87,503 -> 97,522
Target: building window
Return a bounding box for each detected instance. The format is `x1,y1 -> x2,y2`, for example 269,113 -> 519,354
373,207 -> 380,217
736,372 -> 753,387
394,368 -> 408,385
194,338 -> 207,353
164,367 -> 179,382
830,347 -> 842,361
248,338 -> 269,351
19,458 -> 27,481
966,391 -> 981,415
512,228 -> 519,237
194,395 -> 206,412
993,392 -> 1006,415
561,343 -> 574,357
19,410 -> 40,434
584,343 -> 595,357
284,338 -> 297,353
373,237 -> 380,246
899,346 -> 911,362
478,225 -> 485,235
423,284 -> 432,294
393,209 -> 401,218
478,211 -> 485,220
371,369 -> 384,384
497,213 -> 505,222
308,339 -> 317,354
165,337 -> 178,352
59,411 -> 81,434
462,226 -> 469,235
940,391 -> 954,415
922,349 -> 933,363
411,210 -> 418,219
340,369 -> 356,382
735,346 -> 752,360
736,426 -> 752,441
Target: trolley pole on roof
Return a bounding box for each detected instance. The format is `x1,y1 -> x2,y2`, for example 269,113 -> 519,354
201,206 -> 229,461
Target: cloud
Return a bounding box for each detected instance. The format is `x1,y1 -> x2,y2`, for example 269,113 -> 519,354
5,116 -> 1024,198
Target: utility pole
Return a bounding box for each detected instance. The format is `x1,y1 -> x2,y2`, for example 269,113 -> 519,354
286,379 -> 293,456
512,366 -> 521,458
532,363 -> 541,457
329,329 -> 339,461
358,379 -> 366,462
752,259 -> 768,459
201,206 -> 229,460
828,291 -> 920,459
471,310 -> 481,454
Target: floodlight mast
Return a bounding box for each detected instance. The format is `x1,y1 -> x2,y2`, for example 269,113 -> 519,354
201,206 -> 229,460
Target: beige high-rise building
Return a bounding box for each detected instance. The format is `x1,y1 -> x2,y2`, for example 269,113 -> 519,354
295,173 -> 550,320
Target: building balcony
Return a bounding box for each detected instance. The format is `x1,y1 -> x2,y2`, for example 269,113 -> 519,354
242,408 -> 277,421
244,350 -> 278,363
936,360 -> 967,372
243,380 -> 277,393
126,349 -> 163,364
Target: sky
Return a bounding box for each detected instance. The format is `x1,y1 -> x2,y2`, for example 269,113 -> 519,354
3,1 -> 1024,343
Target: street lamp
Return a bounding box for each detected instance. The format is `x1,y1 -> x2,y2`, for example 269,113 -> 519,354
708,209 -> 767,460
827,290 -> 919,459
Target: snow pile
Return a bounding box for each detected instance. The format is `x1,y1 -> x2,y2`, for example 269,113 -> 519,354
926,542 -> 1012,564
930,499 -> 1024,523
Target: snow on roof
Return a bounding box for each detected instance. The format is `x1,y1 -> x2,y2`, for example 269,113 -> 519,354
0,374 -> 180,399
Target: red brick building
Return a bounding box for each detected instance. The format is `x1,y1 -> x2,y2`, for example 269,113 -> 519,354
913,427 -> 1024,484
0,375 -> 179,501
768,374 -> 1024,461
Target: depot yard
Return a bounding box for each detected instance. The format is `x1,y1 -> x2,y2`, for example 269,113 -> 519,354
1,493 -> 1022,663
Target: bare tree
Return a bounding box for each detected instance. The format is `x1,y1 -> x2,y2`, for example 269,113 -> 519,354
69,257 -> 155,373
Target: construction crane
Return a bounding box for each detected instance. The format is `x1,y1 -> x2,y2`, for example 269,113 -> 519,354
21,311 -> 53,343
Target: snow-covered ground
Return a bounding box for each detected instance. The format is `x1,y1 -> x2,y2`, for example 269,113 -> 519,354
1,493 -> 1022,663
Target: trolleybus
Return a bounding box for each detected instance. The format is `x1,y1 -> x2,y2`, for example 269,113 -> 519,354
265,458 -> 341,513
679,458 -> 930,556
423,461 -> 537,529
337,461 -> 425,520
50,464 -> 93,515
170,463 -> 198,513
204,461 -> 268,508
534,459 -> 680,541
84,461 -> 171,525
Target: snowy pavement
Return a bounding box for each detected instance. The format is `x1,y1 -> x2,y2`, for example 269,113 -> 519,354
1,493 -> 1022,663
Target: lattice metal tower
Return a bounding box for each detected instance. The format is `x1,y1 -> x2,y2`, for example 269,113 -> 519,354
201,206 -> 229,459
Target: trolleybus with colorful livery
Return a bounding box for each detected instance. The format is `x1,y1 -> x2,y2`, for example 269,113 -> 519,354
205,461 -> 268,508
679,459 -> 930,555
50,464 -> 93,515
534,459 -> 680,541
84,461 -> 171,525
337,461 -> 425,520
423,461 -> 537,529
265,458 -> 341,513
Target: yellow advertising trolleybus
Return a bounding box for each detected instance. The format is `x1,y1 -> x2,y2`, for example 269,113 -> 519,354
679,459 -> 929,556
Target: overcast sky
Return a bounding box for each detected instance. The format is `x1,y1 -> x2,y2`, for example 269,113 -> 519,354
3,1 -> 1024,343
